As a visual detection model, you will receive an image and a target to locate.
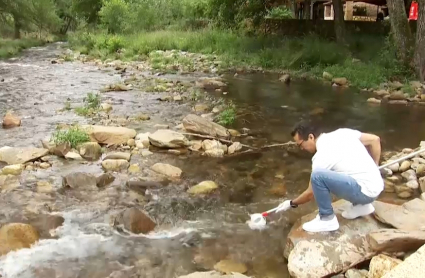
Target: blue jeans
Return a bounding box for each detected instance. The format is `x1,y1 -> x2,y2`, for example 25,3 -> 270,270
310,168 -> 376,217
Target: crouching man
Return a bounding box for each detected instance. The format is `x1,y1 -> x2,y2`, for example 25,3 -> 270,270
276,121 -> 384,233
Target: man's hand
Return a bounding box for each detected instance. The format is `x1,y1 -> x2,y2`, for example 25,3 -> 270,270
360,133 -> 381,166
275,200 -> 291,213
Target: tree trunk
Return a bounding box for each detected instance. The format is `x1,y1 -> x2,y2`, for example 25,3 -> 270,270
387,0 -> 414,67
415,0 -> 425,82
303,0 -> 311,19
332,0 -> 346,44
13,16 -> 21,39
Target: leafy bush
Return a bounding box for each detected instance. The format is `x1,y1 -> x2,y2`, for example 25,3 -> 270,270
51,125 -> 90,148
265,6 -> 294,19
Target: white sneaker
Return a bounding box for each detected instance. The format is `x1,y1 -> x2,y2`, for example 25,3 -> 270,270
341,203 -> 375,220
302,214 -> 339,233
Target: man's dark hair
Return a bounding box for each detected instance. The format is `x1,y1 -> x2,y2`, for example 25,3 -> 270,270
290,120 -> 322,140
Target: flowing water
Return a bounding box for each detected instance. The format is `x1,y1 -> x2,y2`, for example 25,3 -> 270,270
0,43 -> 424,278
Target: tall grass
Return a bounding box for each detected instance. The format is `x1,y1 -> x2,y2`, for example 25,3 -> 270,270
0,38 -> 46,59
68,29 -> 411,89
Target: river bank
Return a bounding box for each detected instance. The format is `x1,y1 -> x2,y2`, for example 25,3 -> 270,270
1,42 -> 425,277
67,30 -> 417,90
0,37 -> 51,59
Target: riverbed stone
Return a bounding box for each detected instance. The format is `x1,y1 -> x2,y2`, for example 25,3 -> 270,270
62,172 -> 98,190
373,198 -> 425,230
228,142 -> 242,154
182,114 -> 230,138
83,125 -> 136,145
387,162 -> 400,172
103,152 -> 131,161
399,161 -> 411,172
51,142 -> 71,157
96,173 -> 115,188
78,142 -> 102,161
128,164 -> 141,174
187,181 -> 218,195
389,91 -> 406,100
135,132 -> 150,149
36,180 -> 54,193
345,269 -> 368,278
102,159 -> 129,172
178,271 -> 249,278
367,98 -> 381,104
39,162 -> 51,169
114,207 -> 156,234
214,259 -> 247,274
0,146 -> 49,165
1,164 -> 24,175
0,174 -> 20,191
0,223 -> 40,256
401,169 -> 416,181
151,163 -> 182,178
332,77 -> 347,86
284,199 -> 385,278
64,151 -> 83,160
367,229 -> 425,253
2,112 -> 21,129
381,244 -> 425,278
196,77 -> 227,90
368,254 -> 402,278
416,164 -> 425,177
419,177 -> 425,193
148,129 -> 189,148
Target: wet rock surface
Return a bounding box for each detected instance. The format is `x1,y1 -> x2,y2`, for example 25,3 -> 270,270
284,200 -> 386,278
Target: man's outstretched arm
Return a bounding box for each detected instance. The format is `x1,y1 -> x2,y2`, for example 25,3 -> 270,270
291,180 -> 314,206
360,132 -> 381,166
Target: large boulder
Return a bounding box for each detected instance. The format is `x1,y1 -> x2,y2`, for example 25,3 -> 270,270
0,146 -> 49,165
148,129 -> 189,148
113,207 -> 156,234
0,223 -> 40,256
182,114 -> 230,138
284,200 -> 386,278
187,181 -> 218,195
373,198 -> 425,230
381,244 -> 425,278
62,172 -> 98,190
151,163 -> 182,178
78,142 -> 102,161
82,125 -> 136,145
367,229 -> 425,253
195,77 -> 227,90
1,164 -> 24,175
102,159 -> 129,172
368,254 -> 402,278
2,112 -> 21,129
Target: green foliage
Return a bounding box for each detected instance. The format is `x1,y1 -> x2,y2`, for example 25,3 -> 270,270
0,38 -> 45,58
217,100 -> 236,126
98,0 -> 129,34
68,29 -> 410,89
265,6 -> 294,19
51,125 -> 90,148
74,92 -> 101,116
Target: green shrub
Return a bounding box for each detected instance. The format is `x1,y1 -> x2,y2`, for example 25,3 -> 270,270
51,125 -> 90,148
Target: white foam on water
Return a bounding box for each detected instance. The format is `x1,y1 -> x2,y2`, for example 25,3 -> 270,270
0,62 -> 43,68
0,233 -> 117,278
0,208 -> 202,277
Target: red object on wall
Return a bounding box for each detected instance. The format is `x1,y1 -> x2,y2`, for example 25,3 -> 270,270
409,1 -> 418,21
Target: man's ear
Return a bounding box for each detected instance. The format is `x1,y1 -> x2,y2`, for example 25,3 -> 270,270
308,133 -> 315,141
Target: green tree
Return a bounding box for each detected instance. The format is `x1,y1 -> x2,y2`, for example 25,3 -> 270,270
29,0 -> 61,37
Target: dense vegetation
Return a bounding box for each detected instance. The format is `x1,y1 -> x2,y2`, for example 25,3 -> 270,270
1,0 -> 424,88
